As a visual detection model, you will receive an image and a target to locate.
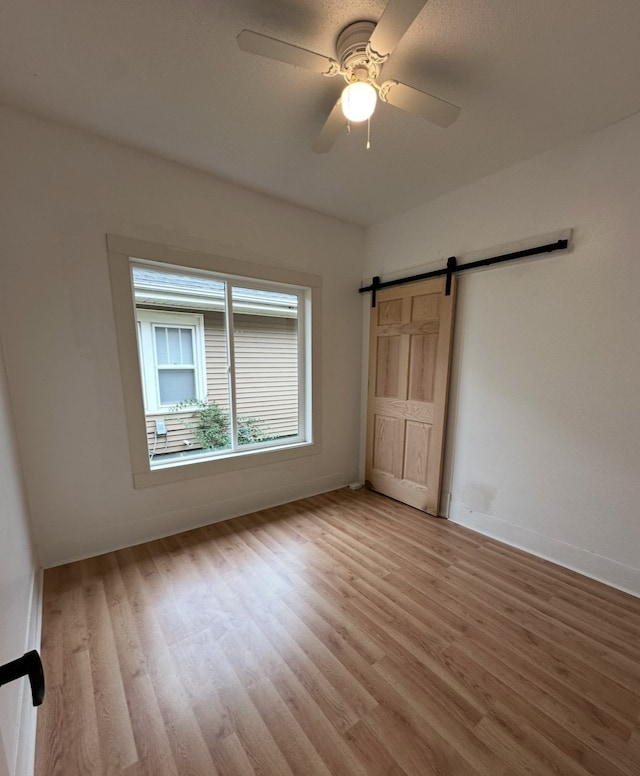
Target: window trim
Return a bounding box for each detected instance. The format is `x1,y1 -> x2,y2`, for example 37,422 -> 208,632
107,234 -> 322,489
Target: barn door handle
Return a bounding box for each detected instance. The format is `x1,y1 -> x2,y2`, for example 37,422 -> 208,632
0,650 -> 45,706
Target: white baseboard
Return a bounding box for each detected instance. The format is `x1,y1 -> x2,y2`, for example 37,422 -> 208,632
13,568 -> 43,776
448,501 -> 640,598
43,472 -> 353,568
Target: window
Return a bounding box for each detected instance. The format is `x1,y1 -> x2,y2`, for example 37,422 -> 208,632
133,263 -> 308,464
107,235 -> 321,487
136,309 -> 206,413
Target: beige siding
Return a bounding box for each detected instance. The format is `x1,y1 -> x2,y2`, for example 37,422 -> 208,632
146,411 -> 200,457
234,314 -> 298,438
143,308 -> 299,458
203,311 -> 230,411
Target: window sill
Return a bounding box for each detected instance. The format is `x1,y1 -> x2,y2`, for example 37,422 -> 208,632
145,409 -> 195,417
134,439 -> 320,488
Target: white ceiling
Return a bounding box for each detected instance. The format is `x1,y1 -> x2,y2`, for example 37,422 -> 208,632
2,0 -> 640,226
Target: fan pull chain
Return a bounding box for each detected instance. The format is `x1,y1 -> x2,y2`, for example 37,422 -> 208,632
347,119 -> 351,135
366,117 -> 371,150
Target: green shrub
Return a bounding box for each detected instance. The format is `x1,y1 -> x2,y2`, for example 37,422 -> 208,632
172,398 -> 269,449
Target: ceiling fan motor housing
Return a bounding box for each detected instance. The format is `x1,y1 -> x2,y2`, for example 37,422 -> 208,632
336,21 -> 381,83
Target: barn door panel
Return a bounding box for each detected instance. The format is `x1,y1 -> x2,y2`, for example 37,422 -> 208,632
365,276 -> 456,514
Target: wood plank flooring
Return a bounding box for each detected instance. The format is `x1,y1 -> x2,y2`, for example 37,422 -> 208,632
35,488 -> 640,775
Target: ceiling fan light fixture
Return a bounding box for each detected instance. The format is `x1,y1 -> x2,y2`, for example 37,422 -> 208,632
341,81 -> 377,122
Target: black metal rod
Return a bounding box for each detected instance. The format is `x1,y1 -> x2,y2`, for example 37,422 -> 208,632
360,239 -> 569,305
0,651 -> 45,706
459,239 -> 569,272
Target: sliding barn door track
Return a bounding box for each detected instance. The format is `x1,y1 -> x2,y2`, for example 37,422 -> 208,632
360,237 -> 570,307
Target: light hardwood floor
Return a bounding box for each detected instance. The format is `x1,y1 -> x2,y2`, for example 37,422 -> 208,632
35,488 -> 640,775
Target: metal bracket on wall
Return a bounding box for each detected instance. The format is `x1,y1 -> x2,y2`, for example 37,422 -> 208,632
445,256 -> 457,296
360,237 -> 570,307
371,275 -> 381,308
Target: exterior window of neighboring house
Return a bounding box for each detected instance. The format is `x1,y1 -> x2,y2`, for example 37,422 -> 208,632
108,235 -> 320,488
136,310 -> 207,413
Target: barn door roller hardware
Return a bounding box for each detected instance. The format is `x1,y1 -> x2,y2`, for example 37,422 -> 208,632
0,650 -> 45,706
360,237 -> 570,307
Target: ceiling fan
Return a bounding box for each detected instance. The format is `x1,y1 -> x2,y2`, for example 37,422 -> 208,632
237,0 -> 461,153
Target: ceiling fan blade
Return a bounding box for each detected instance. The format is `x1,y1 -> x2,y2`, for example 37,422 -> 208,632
368,0 -> 428,58
237,30 -> 339,75
312,99 -> 346,153
380,80 -> 461,127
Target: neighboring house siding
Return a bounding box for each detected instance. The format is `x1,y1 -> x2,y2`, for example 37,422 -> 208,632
234,314 -> 299,433
146,410 -> 197,457
203,311 -> 229,412
143,308 -> 298,457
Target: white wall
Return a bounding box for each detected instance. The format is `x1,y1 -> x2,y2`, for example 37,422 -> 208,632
0,337 -> 39,776
0,106 -> 364,568
365,112 -> 640,596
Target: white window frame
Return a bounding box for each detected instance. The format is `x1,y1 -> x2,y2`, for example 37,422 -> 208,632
136,309 -> 207,414
107,235 -> 321,489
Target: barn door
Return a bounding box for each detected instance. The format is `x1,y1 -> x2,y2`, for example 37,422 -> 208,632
365,276 -> 456,515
